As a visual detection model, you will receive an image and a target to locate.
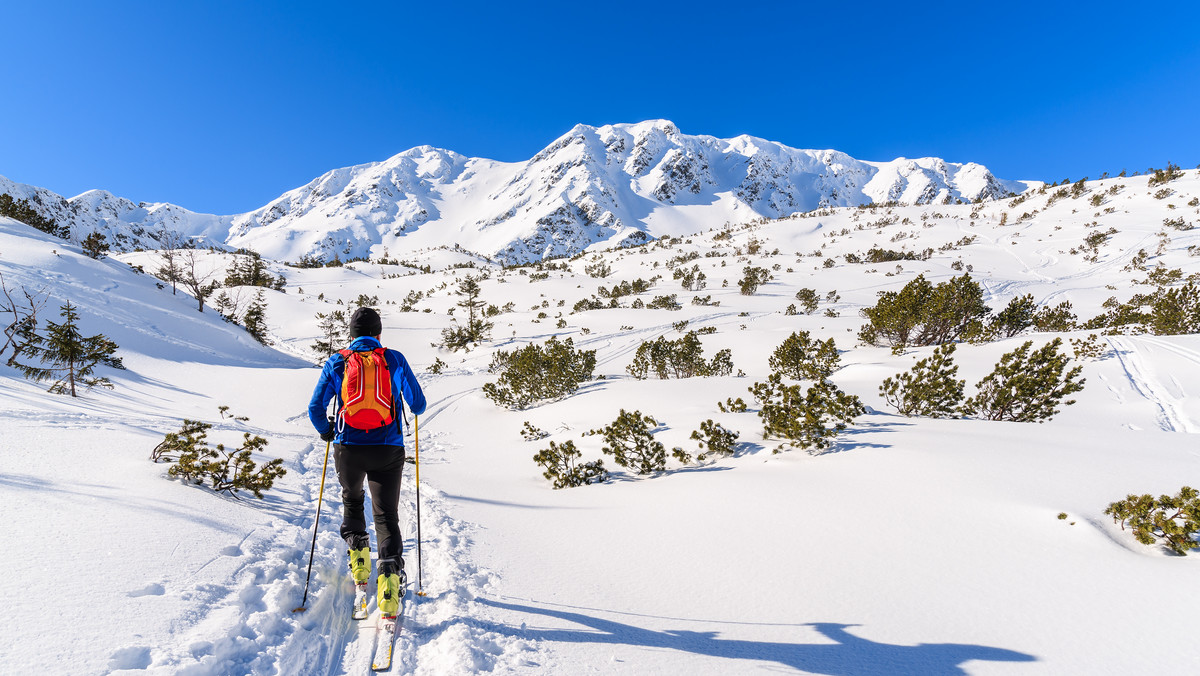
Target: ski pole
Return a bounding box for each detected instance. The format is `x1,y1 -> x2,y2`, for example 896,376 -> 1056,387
293,439 -> 331,613
414,414 -> 426,597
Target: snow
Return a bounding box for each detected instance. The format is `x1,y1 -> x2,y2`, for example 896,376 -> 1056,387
2,168 -> 1200,674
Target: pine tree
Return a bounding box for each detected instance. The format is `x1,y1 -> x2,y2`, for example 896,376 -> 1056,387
14,301 -> 125,397
690,419 -> 740,461
738,266 -> 772,295
533,440 -> 608,489
311,309 -> 347,363
879,343 -> 965,417
441,274 -> 493,351
768,331 -> 839,380
961,338 -> 1085,422
586,409 -> 666,474
989,294 -> 1037,338
81,232 -> 109,259
483,336 -> 596,409
1105,486 -> 1199,555
242,290 -> 270,344
749,373 -> 863,453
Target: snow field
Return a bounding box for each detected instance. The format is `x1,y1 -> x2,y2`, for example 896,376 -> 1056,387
2,168 -> 1200,674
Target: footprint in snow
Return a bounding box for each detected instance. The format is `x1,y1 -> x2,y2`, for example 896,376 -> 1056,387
127,583 -> 165,597
108,645 -> 151,670
220,545 -> 243,556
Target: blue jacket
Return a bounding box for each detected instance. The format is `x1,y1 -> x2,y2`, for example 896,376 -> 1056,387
308,336 -> 427,446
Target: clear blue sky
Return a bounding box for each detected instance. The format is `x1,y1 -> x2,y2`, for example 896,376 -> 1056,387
4,1 -> 1199,214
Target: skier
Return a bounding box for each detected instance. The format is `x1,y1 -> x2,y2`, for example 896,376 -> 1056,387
308,307 -> 426,619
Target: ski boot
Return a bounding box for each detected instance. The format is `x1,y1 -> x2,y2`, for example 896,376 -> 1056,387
349,546 -> 371,620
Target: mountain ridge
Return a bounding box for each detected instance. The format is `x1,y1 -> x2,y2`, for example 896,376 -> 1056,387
1,120 -> 1028,263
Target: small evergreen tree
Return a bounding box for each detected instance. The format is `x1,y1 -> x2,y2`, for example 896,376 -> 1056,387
151,418 -> 286,499
586,409 -> 666,474
626,331 -> 732,379
1104,486 -> 1199,555
1031,301 -> 1077,332
690,419 -> 740,461
961,338 -> 1085,422
441,275 -> 493,351
879,343 -> 965,417
1148,282 -> 1200,335
241,290 -> 270,344
738,266 -> 772,295
311,309 -> 347,363
749,373 -> 863,453
794,288 -> 819,314
989,294 -> 1037,339
14,301 -> 124,397
768,331 -> 839,380
81,232 -> 109,259
483,336 -> 597,409
859,274 -> 990,350
533,440 -> 608,489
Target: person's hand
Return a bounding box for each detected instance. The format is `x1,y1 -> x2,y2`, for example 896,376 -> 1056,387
320,428 -> 336,443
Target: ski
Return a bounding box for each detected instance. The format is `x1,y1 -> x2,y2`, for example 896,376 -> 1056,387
371,609 -> 402,671
352,583 -> 369,621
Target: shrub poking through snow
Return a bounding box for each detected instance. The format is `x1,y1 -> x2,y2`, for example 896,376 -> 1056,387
738,266 -> 772,295
690,419 -> 740,460
988,294 -> 1037,339
960,338 -> 1085,422
311,309 -> 348,363
768,331 -> 839,380
151,418 -> 286,499
521,421 -> 549,441
749,373 -> 864,453
794,288 -> 819,314
441,275 -> 493,351
627,331 -> 733,379
1104,486 -> 1200,555
533,440 -> 608,489
483,336 -> 597,409
879,343 -> 965,418
1031,301 -> 1077,332
1148,282 -> 1200,335
586,409 -> 666,474
858,273 -> 990,350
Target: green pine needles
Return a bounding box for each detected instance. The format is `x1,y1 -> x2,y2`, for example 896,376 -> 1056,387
586,409 -> 666,475
13,300 -> 124,397
879,343 -> 965,418
768,331 -> 839,380
626,331 -> 733,379
690,419 -> 740,461
483,336 -> 597,409
961,338 -> 1085,422
150,416 -> 286,499
1105,486 -> 1200,555
533,440 -> 608,489
858,273 -> 989,351
749,373 -> 864,453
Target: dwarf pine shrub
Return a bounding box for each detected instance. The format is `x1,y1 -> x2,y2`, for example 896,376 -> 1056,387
749,373 -> 864,453
533,440 -> 608,489
989,294 -> 1037,339
858,274 -> 990,350
961,338 -> 1085,422
1104,486 -> 1199,555
483,336 -> 597,410
151,418 -> 286,499
1031,301 -> 1077,332
521,421 -> 549,441
768,331 -> 839,380
586,409 -> 666,474
690,419 -> 740,460
738,266 -> 772,295
879,343 -> 965,417
626,331 -> 733,379
1148,282 -> 1200,335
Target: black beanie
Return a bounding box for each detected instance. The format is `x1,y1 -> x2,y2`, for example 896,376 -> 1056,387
349,307 -> 382,338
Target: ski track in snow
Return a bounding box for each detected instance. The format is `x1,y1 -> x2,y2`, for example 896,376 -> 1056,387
136,429 -> 539,675
1106,336 -> 1199,433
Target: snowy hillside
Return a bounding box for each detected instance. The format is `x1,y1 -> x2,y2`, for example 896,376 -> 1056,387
1,121 -> 1024,265
1,168 -> 1198,674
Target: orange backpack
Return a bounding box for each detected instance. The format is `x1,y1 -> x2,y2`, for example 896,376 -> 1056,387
338,348 -> 395,430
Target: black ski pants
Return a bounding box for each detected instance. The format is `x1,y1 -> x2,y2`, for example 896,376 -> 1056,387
333,443 -> 406,575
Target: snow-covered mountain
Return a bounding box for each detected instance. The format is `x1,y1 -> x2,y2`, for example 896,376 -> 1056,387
1,120 -> 1025,264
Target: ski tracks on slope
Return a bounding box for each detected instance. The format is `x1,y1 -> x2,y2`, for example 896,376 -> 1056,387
146,428 -> 540,675
1106,336 -> 1200,433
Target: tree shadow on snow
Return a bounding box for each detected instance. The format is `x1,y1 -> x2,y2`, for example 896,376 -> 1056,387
469,597 -> 1037,675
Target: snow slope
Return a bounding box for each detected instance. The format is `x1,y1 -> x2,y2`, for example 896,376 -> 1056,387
0,120 -> 1024,265
1,168 -> 1199,675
